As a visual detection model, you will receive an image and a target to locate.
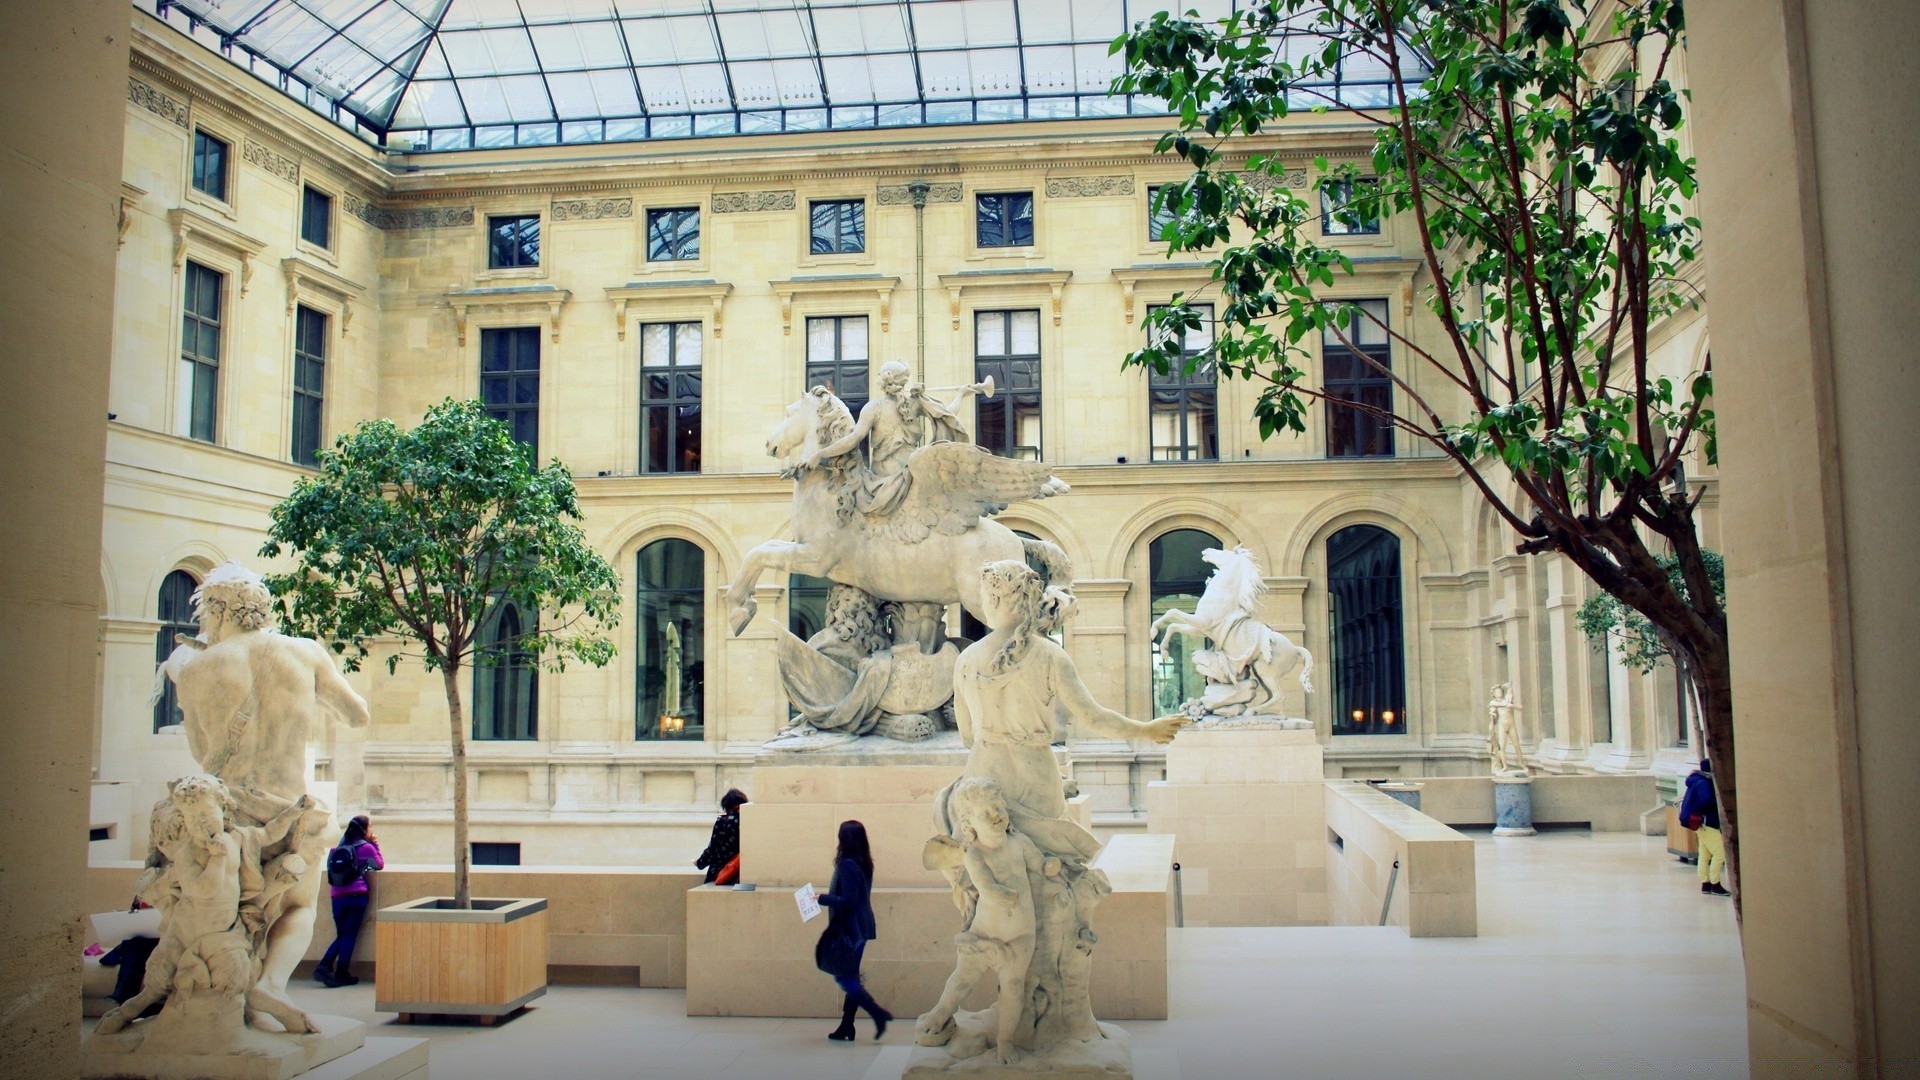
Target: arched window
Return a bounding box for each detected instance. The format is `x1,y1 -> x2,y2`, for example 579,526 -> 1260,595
1327,524 -> 1406,735
1150,528 -> 1220,718
153,570 -> 200,731
637,538 -> 704,740
474,597 -> 537,741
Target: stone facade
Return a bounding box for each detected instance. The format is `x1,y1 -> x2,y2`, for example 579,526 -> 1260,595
94,10 -> 1712,869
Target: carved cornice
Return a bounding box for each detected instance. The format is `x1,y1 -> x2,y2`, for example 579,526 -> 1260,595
168,208 -> 266,294
877,182 -> 962,205
937,269 -> 1073,328
242,138 -> 300,185
127,77 -> 189,128
281,256 -> 367,334
1110,263 -> 1220,324
768,275 -> 900,335
603,281 -> 734,340
446,285 -> 572,346
339,194 -> 475,230
1044,175 -> 1134,198
551,197 -> 633,221
711,189 -> 795,213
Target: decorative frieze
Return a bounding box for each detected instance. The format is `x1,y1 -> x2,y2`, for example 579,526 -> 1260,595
127,77 -> 189,128
341,191 -> 381,227
1045,175 -> 1134,198
551,197 -> 633,221
338,193 -> 475,230
1243,167 -> 1310,191
876,182 -> 963,205
242,139 -> 299,185
711,189 -> 796,213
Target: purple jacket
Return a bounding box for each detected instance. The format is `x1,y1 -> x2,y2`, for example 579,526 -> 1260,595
329,839 -> 383,899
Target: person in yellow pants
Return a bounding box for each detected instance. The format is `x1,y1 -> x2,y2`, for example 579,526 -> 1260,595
1681,759 -> 1730,896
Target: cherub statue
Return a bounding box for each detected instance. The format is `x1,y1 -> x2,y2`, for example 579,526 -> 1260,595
97,775 -> 318,1040
918,776 -> 1050,1063
1488,682 -> 1528,776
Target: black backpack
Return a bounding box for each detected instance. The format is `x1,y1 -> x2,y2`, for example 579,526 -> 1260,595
326,845 -> 362,887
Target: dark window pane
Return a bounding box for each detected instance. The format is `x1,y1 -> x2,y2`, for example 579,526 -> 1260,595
1322,177 -> 1382,236
191,363 -> 217,442
637,539 -> 705,740
291,305 -> 326,466
975,192 -> 1035,248
192,131 -> 228,201
1148,184 -> 1177,242
809,200 -> 865,254
1328,525 -> 1405,734
646,207 -> 701,261
153,570 -> 201,731
301,186 -> 333,248
638,320 -> 702,473
488,215 -> 540,268
479,326 -> 539,455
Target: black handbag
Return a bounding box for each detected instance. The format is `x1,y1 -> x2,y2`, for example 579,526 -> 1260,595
814,924 -> 855,977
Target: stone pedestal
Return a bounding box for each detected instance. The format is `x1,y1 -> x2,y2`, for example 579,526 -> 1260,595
903,1021 -> 1133,1078
1377,782 -> 1424,811
1144,723 -> 1328,926
82,1014 -> 365,1080
1493,774 -> 1537,836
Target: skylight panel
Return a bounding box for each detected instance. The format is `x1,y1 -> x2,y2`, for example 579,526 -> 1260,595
440,27 -> 542,76
546,69 -> 643,117
728,58 -> 823,108
455,76 -> 516,123
623,15 -> 721,64
911,0 -> 1019,51
530,21 -> 630,70
810,5 -> 909,54
246,6 -> 338,63
301,36 -> 386,98
715,9 -> 812,60
392,77 -> 470,125
413,40 -> 453,78
613,0 -> 712,16
172,0 -> 279,36
821,52 -> 916,104
340,4 -> 436,60
441,0 -> 532,30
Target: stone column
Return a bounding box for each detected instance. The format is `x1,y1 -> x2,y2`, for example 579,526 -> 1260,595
0,3 -> 128,1071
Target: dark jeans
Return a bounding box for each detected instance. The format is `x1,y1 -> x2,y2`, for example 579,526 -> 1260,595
832,940 -> 868,995
320,892 -> 370,974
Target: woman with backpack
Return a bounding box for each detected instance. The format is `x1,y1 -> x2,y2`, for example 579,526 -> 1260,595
815,819 -> 890,1042
316,815 -> 383,987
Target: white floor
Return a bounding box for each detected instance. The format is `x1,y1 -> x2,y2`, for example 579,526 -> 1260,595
275,831 -> 1746,1079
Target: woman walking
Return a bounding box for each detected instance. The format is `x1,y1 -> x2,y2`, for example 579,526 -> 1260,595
316,815 -> 383,987
816,820 -> 891,1041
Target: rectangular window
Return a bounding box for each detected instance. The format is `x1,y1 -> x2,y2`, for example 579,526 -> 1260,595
471,842 -> 521,866
180,261 -> 222,442
301,185 -> 333,249
1324,298 -> 1394,457
191,131 -> 228,202
1148,303 -> 1219,462
646,207 -> 701,261
480,326 -> 540,454
641,321 -> 702,473
1147,185 -> 1177,243
974,310 -> 1042,459
809,199 -> 865,254
976,192 -> 1035,248
805,315 -> 869,415
1321,177 -> 1381,236
487,215 -> 540,268
291,305 -> 327,466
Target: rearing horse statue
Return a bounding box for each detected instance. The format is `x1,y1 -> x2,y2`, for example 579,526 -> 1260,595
1149,545 -> 1313,717
726,387 -> 1071,635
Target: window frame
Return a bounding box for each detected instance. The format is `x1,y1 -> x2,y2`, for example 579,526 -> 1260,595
803,314 -> 871,416
1321,176 -> 1382,237
190,129 -> 231,204
1326,523 -> 1408,736
1323,299 -> 1395,458
634,537 -> 706,742
290,304 -> 328,467
1146,302 -> 1220,463
645,206 -> 702,263
486,213 -> 542,270
1146,184 -> 1178,244
972,308 -> 1044,460
639,320 -> 703,474
153,569 -> 200,732
300,183 -> 334,251
808,199 -> 866,256
974,191 -> 1036,249
180,260 -> 224,444
479,325 -> 541,456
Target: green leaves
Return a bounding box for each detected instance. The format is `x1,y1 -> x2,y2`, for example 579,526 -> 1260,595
1577,549 -> 1725,672
261,399 -> 621,676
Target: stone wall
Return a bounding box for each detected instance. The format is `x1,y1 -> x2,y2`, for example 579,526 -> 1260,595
1324,781 -> 1476,937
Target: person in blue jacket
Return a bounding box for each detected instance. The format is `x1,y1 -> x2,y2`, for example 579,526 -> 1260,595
815,819 -> 891,1041
1680,759 -> 1730,896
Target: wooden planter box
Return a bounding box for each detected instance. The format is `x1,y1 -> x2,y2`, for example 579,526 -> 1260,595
374,896 -> 548,1022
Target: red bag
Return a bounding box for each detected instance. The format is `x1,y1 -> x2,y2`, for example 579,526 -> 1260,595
1682,813 -> 1704,832
713,854 -> 741,886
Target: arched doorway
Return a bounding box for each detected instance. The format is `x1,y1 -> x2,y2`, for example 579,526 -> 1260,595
1150,528 -> 1220,718
1327,524 -> 1406,735
636,538 -> 704,741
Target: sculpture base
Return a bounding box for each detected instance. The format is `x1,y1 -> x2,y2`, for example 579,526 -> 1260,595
1189,713 -> 1311,731
1492,774 -> 1537,836
903,1020 -> 1132,1078
82,1013 -> 365,1080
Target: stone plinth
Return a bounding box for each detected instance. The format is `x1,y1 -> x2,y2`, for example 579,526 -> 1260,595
1493,775 -> 1537,836
1144,726 -> 1327,926
903,1021 -> 1133,1078
1324,781 -> 1477,937
82,1014 -> 364,1080
738,735 -> 1078,889
686,834 -> 1170,1020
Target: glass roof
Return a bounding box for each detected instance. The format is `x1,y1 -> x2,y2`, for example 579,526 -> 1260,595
139,0 -> 1409,151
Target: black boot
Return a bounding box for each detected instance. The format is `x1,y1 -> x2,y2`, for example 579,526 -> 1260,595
854,989 -> 891,1041
314,962 -> 341,987
827,995 -> 857,1042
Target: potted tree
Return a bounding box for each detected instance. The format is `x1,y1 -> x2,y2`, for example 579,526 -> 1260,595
263,399 -> 620,1021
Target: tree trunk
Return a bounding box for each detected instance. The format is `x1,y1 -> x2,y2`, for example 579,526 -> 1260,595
1692,638 -> 1740,921
442,664 -> 471,909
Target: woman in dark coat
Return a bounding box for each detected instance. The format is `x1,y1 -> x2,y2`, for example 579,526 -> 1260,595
816,819 -> 891,1041
695,788 -> 748,884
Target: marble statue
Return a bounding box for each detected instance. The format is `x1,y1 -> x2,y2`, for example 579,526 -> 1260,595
88,562 -> 370,1073
1487,683 -> 1528,776
909,560 -> 1184,1076
662,620 -> 683,719
1148,545 -> 1314,725
731,380 -> 1073,750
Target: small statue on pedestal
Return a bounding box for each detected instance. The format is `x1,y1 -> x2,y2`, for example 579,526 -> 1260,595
1487,682 -> 1529,776
1149,545 -> 1313,726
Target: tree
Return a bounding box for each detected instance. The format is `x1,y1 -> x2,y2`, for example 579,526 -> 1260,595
262,399 -> 620,908
1115,2 -> 1738,899
1577,549 -> 1723,747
